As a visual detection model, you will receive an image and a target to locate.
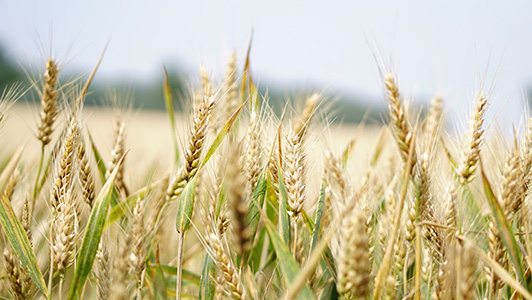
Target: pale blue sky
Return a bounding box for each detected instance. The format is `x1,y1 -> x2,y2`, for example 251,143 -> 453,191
2,0 -> 532,127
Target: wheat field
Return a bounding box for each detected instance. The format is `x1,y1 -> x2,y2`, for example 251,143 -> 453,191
0,51 -> 531,300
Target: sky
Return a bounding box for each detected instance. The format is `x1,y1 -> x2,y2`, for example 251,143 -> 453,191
1,0 -> 532,130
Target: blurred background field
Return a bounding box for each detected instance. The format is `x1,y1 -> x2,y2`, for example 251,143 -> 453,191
1,102 -> 385,194
2,1 -> 532,134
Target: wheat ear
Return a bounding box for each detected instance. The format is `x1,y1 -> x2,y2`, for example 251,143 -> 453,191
244,109 -> 262,193
206,231 -> 245,300
0,83 -> 23,130
49,117 -> 80,288
285,129 -> 306,217
50,189 -> 77,276
485,147 -> 521,295
2,169 -> 19,200
112,234 -> 132,300
166,95 -> 216,201
384,72 -> 416,168
106,118 -> 127,195
4,197 -> 34,300
95,240 -> 111,300
78,138 -> 95,208
293,93 -> 319,143
218,51 -> 238,131
522,117 -> 532,184
486,219 -> 506,294
37,58 -> 60,147
337,209 -> 371,299
501,145 -> 524,223
129,195 -> 147,284
227,152 -> 252,257
50,118 -> 80,212
422,94 -> 443,149
4,247 -> 32,300
457,92 -> 488,184
459,240 -> 477,300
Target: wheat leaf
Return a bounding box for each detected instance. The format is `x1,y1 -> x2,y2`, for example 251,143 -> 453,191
198,254 -> 216,300
480,160 -> 527,289
175,176 -> 197,233
264,220 -> 315,299
67,152 -> 127,300
0,194 -> 48,298
200,96 -> 249,170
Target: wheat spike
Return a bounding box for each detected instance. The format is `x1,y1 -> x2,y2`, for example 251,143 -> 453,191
293,93 -> 319,143
96,240 -> 111,300
245,109 -> 262,192
422,94 -> 443,149
218,51 -> 238,130
457,92 -> 488,184
106,118 -> 127,195
37,58 -> 60,146
112,234 -> 132,300
200,67 -> 212,99
285,129 -> 306,217
0,85 -> 21,131
2,169 -> 19,200
266,141 -> 281,200
50,117 -> 80,212
206,231 -> 244,300
21,197 -> 32,246
384,72 -> 416,169
129,195 -> 147,283
51,189 -> 78,276
501,146 -> 524,223
48,117 -> 80,276
459,240 -> 477,300
486,219 -> 506,293
166,95 -> 216,201
522,117 -> 532,181
78,139 -> 95,208
4,248 -> 32,300
336,209 -> 371,299
378,187 -> 395,249
227,152 -> 252,257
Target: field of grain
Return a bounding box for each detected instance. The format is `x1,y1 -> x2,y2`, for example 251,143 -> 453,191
0,53 -> 531,300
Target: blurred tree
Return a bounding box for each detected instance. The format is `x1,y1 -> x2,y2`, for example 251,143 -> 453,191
0,42 -> 382,124
81,65 -> 187,110
0,44 -> 23,90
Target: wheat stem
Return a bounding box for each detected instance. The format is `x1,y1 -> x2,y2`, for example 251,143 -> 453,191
176,232 -> 185,300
